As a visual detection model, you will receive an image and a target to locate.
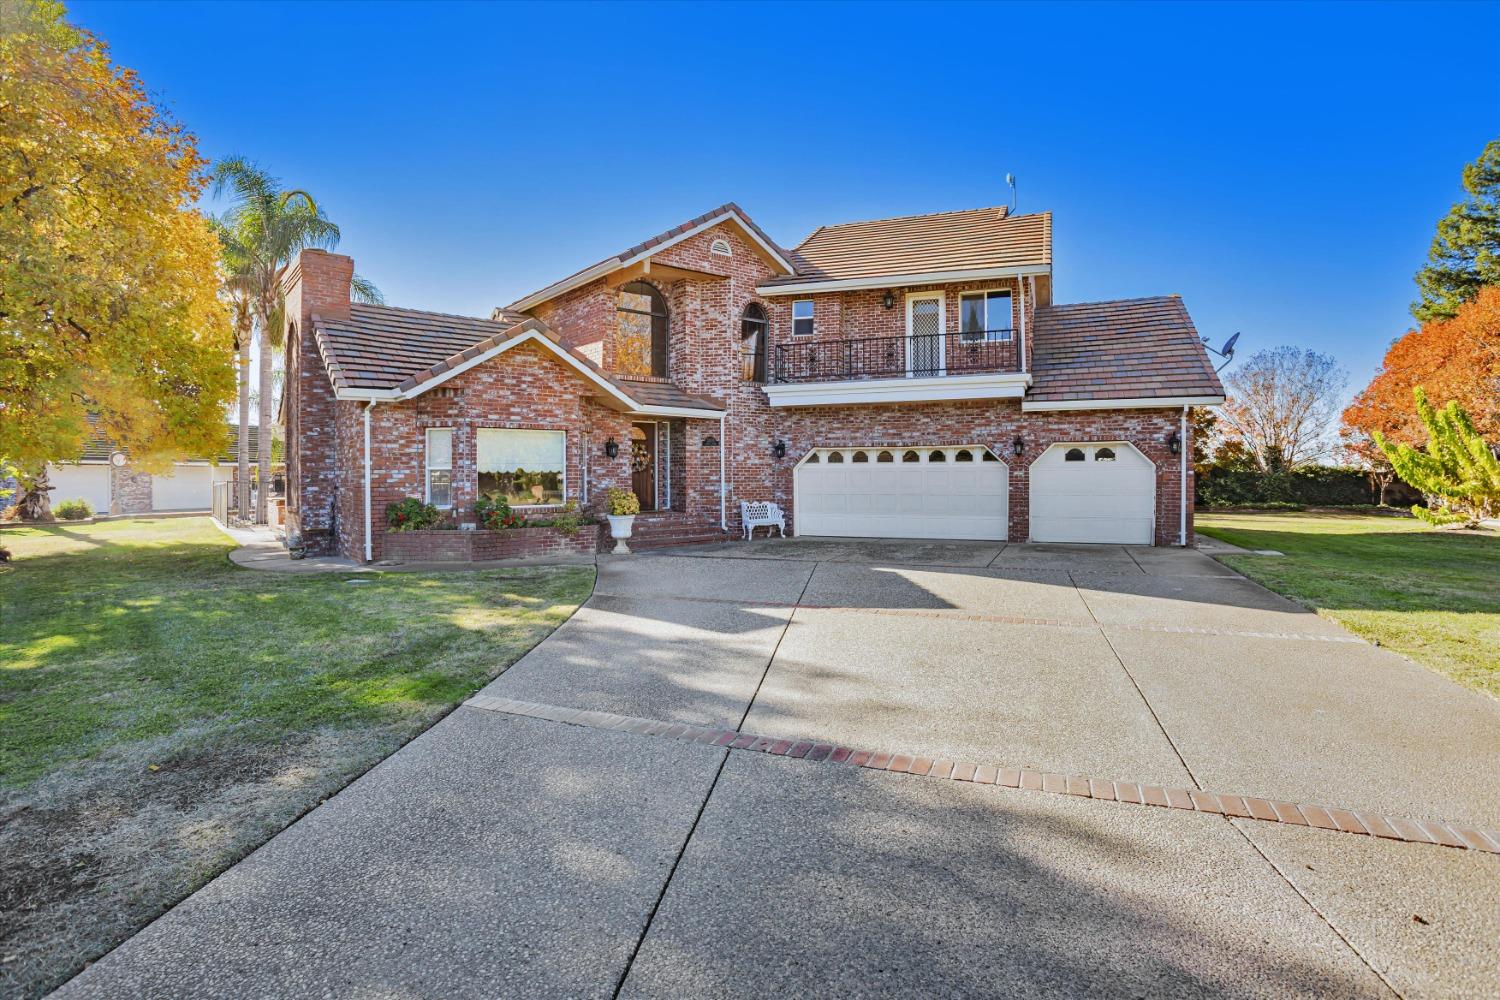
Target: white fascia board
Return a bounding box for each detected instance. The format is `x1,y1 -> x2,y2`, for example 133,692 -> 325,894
508,210 -> 795,314
1021,395 -> 1225,412
756,265 -> 1052,297
628,405 -> 728,419
334,388 -> 402,401
763,372 -> 1031,408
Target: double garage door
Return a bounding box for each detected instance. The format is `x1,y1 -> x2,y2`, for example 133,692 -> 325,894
44,462 -> 227,514
793,442 -> 1156,544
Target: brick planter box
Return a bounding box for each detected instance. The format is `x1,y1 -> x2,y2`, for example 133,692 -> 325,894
380,524 -> 600,563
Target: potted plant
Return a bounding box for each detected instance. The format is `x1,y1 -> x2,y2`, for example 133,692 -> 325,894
605,487 -> 640,553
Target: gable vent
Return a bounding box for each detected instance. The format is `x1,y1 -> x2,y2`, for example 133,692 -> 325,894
709,238 -> 732,257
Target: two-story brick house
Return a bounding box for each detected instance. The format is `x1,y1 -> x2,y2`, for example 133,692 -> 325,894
281,203 -> 1224,562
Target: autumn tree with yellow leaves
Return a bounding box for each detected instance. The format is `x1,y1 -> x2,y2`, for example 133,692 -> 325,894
1,0 -> 233,515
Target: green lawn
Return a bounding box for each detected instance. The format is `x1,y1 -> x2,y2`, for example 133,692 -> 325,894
1196,511 -> 1499,698
0,517 -> 593,998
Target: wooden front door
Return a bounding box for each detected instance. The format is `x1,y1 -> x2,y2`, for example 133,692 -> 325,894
631,423 -> 657,510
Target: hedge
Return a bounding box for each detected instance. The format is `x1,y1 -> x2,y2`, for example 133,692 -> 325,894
1196,466 -> 1397,508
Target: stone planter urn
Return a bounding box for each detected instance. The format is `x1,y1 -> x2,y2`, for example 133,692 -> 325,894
606,514 -> 635,554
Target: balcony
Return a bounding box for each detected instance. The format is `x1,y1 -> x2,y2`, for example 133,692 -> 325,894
763,330 -> 1031,408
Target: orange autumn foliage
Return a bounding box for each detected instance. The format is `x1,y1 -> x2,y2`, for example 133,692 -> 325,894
1342,286 -> 1500,448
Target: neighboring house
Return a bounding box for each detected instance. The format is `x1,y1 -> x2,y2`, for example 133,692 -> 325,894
282,203 -> 1225,562
41,426 -> 262,516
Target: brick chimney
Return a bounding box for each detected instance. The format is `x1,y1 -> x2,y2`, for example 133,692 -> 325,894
281,249 -> 354,555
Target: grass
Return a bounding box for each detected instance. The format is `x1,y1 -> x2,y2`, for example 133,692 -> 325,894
0,517 -> 593,997
1196,511 -> 1499,698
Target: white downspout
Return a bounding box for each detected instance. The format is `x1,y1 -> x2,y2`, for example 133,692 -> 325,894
1018,276 -> 1027,372
1179,405 -> 1188,547
364,401 -> 376,562
719,415 -> 727,530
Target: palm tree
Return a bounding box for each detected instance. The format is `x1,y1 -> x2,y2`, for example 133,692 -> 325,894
211,158 -> 381,522
213,223 -> 256,521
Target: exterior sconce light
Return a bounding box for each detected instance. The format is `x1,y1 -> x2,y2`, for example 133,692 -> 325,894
1012,436 -> 1024,457
1168,431 -> 1181,456
604,438 -> 619,459
702,435 -> 719,448
882,291 -> 895,310
772,439 -> 787,459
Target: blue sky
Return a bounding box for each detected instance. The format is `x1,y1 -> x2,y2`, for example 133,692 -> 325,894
73,0 -> 1500,397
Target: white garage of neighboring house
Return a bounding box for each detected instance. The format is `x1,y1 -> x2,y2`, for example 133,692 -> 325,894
793,445 -> 1010,541
42,424 -> 258,516
1029,442 -> 1156,545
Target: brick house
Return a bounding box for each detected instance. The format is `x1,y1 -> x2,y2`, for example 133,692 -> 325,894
281,204 -> 1224,562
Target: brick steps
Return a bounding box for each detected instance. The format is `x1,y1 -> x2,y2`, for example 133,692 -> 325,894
613,512 -> 730,551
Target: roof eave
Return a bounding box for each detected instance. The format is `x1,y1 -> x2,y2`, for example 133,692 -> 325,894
758,264 -> 1052,296
1021,394 -> 1225,412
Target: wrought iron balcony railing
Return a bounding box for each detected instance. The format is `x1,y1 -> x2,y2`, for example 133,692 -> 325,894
772,330 -> 1020,384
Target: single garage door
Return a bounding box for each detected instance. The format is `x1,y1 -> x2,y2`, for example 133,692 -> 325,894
151,463 -> 216,511
47,462 -> 111,514
794,446 -> 1008,540
1030,442 -> 1155,544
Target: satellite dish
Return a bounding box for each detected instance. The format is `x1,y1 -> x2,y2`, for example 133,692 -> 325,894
1221,331 -> 1240,360
1004,174 -> 1017,213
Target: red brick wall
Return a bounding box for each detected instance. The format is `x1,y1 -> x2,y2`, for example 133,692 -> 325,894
336,341 -> 635,563
379,524 -> 600,563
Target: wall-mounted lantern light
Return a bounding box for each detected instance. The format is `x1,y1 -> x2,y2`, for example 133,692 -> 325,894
701,435 -> 719,448
1012,436 -> 1024,457
772,439 -> 787,459
604,437 -> 619,459
882,291 -> 895,310
1167,431 -> 1181,456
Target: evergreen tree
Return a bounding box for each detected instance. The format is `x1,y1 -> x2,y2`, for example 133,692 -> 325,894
1374,388 -> 1500,527
1413,139 -> 1500,322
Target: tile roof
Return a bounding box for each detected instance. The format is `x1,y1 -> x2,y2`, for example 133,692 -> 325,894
764,207 -> 1052,286
312,303 -> 723,412
1028,297 -> 1225,403
79,423 -> 264,463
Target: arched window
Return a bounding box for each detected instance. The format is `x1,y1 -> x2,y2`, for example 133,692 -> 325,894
876,451 -> 893,463
1065,448 -> 1086,462
1095,447 -> 1117,462
618,281 -> 669,377
827,451 -> 844,463
851,451 -> 869,462
740,303 -> 768,382
982,450 -> 1000,462
954,449 -> 974,462
902,450 -> 921,463
929,450 -> 947,462
804,452 -> 820,463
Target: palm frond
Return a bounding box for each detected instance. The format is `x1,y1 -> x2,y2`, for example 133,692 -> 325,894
351,273 -> 384,305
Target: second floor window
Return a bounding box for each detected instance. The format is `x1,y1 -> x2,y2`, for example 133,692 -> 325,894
792,299 -> 815,337
959,291 -> 1013,342
617,281 -> 669,377
741,303 -> 768,382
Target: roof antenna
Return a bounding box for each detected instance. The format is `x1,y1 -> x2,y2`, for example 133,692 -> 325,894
1202,331 -> 1240,373
1005,173 -> 1017,215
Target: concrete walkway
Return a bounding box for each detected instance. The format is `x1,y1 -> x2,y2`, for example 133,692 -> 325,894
56,539 -> 1500,998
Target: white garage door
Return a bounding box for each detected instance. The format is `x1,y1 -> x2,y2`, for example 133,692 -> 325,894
47,463 -> 111,514
1030,442 -> 1155,544
151,464 -> 217,511
794,446 -> 1008,540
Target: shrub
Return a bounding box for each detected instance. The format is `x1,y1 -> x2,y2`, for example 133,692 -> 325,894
1197,466 -> 1379,508
386,497 -> 441,531
606,488 -> 640,517
0,543 -> 10,562
54,498 -> 93,520
476,493 -> 524,529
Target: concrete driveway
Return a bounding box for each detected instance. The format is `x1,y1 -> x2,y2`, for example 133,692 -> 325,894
56,540 -> 1500,998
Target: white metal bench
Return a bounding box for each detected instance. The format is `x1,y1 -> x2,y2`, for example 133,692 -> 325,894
739,500 -> 786,540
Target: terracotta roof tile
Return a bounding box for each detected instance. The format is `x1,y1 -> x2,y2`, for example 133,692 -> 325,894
1028,297 -> 1225,403
764,207 -> 1051,286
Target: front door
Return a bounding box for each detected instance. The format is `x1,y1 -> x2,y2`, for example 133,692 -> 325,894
631,422 -> 657,510
906,293 -> 945,377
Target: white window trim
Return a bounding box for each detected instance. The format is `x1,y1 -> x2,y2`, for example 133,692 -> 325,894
791,299 -> 815,337
425,427 -> 454,509
958,289 -> 1014,343
476,427 -> 568,508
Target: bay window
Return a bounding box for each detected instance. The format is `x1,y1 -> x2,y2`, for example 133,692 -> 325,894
477,428 -> 566,506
